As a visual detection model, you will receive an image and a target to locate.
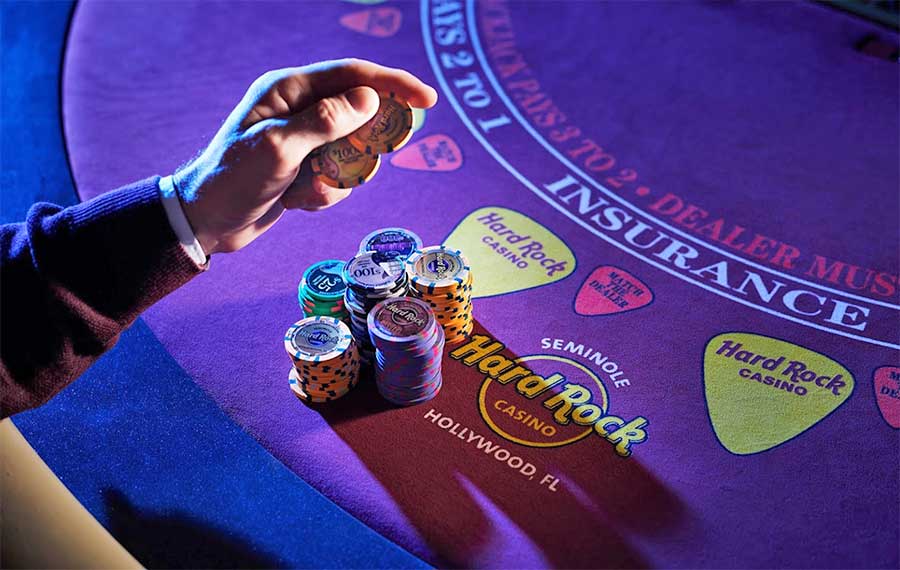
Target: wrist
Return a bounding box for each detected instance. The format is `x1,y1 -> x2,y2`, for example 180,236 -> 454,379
172,166 -> 220,256
160,173 -> 211,265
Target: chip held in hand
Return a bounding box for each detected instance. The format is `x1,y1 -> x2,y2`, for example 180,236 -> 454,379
348,91 -> 414,155
310,138 -> 381,189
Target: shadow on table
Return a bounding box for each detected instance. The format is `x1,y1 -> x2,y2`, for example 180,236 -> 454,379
308,320 -> 688,569
103,489 -> 283,570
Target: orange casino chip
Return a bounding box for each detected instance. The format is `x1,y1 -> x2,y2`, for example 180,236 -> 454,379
311,138 -> 381,189
348,91 -> 414,155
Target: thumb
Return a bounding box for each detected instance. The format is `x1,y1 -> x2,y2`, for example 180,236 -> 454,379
282,86 -> 380,158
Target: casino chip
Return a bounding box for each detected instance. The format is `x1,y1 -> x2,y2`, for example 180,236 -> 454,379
298,260 -> 349,320
405,246 -> 474,346
348,92 -> 414,155
311,93 -> 417,188
358,227 -> 423,276
283,316 -> 360,403
342,251 -> 410,364
311,138 -> 381,189
367,297 -> 443,406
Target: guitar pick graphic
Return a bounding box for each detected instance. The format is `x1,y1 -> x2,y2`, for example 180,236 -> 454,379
444,207 -> 575,298
411,107 -> 426,133
703,333 -> 854,455
873,366 -> 900,429
574,266 -> 653,316
390,134 -> 461,172
339,7 -> 402,38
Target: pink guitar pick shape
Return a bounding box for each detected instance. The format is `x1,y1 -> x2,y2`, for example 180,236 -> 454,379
390,134 -> 462,172
339,7 -> 402,38
873,366 -> 900,429
574,266 -> 653,316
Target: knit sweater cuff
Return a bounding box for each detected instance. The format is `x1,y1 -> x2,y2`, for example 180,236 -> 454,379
49,177 -> 203,326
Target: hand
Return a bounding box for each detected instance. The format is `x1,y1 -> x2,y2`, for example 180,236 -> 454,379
174,59 -> 438,255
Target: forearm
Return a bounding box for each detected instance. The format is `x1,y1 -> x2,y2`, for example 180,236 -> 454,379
0,178 -> 203,417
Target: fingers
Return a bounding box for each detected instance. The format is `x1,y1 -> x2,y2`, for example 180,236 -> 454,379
304,59 -> 439,109
274,86 -> 380,159
279,163 -> 354,211
243,59 -> 438,127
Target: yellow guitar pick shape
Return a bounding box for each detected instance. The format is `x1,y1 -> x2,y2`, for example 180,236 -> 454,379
444,207 -> 575,298
703,332 -> 854,455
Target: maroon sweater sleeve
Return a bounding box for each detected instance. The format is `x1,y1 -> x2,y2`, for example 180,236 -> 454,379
0,177 -> 203,418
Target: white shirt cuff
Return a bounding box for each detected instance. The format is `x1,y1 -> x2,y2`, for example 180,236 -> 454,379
158,175 -> 209,268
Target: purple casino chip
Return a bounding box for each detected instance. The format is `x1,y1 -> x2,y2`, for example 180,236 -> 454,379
359,227 -> 423,261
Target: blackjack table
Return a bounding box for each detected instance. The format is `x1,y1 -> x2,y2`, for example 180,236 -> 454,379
4,1 -> 898,568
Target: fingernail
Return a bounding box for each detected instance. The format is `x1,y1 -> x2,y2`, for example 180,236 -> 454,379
346,86 -> 376,114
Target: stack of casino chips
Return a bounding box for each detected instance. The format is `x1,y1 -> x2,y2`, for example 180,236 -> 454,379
367,297 -> 444,406
342,251 -> 409,364
298,260 -> 349,320
283,316 -> 360,404
405,246 -> 474,345
358,227 -> 423,276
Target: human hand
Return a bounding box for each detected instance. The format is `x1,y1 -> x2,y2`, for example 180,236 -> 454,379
173,59 -> 438,255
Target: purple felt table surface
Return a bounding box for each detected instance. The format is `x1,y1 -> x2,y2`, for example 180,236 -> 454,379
64,1 -> 898,568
